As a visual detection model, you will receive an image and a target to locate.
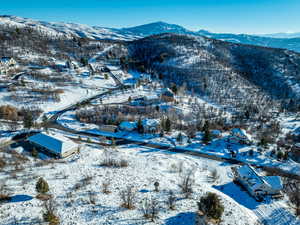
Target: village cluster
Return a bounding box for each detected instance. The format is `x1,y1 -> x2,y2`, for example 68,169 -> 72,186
0,50 -> 299,225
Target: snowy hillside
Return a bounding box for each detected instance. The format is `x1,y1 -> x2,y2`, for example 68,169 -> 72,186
0,15 -> 138,40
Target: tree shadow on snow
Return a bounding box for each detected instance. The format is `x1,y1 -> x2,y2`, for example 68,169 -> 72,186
259,207 -> 300,225
165,212 -> 196,225
9,194 -> 33,203
213,182 -> 260,210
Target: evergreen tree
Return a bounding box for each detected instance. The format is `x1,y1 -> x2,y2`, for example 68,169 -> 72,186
42,115 -> 48,131
198,192 -> 224,221
137,118 -> 144,134
177,132 -> 183,143
36,177 -> 49,194
171,84 -> 178,95
23,112 -> 33,130
202,121 -> 211,144
80,57 -> 88,66
165,118 -> 171,132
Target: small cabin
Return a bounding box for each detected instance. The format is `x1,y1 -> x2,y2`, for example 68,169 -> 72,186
98,125 -> 118,133
232,165 -> 283,201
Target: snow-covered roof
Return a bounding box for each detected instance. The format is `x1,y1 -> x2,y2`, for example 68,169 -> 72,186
237,165 -> 264,186
236,165 -> 283,191
28,132 -> 77,156
144,94 -> 159,101
161,88 -> 174,97
231,128 -> 251,140
211,130 -> 221,136
0,57 -> 13,63
295,143 -> 300,148
142,119 -> 159,128
263,176 -> 283,191
119,121 -> 137,130
292,127 -> 300,136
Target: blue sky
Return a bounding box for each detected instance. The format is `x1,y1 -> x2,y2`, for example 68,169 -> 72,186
1,0 -> 299,34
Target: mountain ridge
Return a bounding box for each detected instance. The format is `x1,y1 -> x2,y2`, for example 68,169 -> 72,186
1,15 -> 300,53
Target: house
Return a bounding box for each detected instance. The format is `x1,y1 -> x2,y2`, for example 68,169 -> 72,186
119,121 -> 137,132
228,128 -> 252,145
27,132 -> 78,158
98,125 -> 118,133
131,95 -> 160,106
142,119 -> 159,133
0,57 -> 17,74
291,143 -> 300,162
232,165 -> 283,201
161,88 -> 175,102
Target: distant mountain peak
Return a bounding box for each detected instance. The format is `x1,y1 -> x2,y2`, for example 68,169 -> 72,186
121,21 -> 194,36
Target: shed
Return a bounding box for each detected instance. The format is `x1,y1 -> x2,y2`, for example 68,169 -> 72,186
27,132 -> 78,158
98,125 -> 118,133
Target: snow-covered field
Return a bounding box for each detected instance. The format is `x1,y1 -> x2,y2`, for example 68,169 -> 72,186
2,140 -> 300,225
0,142 -> 260,225
0,68 -> 116,116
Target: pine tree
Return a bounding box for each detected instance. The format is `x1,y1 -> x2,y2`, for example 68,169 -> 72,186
137,118 -> 144,134
165,118 -> 171,132
42,115 -> 48,131
23,111 -> 33,130
202,121 -> 211,144
171,84 -> 178,95
177,132 -> 183,143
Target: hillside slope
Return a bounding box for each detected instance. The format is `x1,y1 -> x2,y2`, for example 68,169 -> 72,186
127,34 -> 300,112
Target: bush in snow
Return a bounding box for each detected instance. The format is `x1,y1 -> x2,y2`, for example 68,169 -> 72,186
101,179 -> 111,194
179,170 -> 195,198
198,192 -> 224,221
166,190 -> 176,210
210,169 -> 219,183
119,186 -> 136,209
0,181 -> 12,202
141,196 -> 159,221
154,181 -> 159,192
43,199 -> 60,225
36,177 -> 49,194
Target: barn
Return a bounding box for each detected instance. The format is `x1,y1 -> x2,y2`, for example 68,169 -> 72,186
28,132 -> 78,158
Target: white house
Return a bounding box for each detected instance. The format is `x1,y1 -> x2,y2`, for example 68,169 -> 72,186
28,132 -> 78,158
229,128 -> 252,145
0,57 -> 17,74
232,165 -> 283,201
